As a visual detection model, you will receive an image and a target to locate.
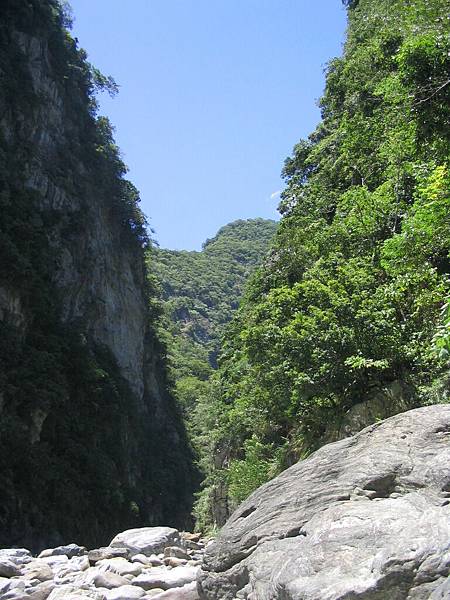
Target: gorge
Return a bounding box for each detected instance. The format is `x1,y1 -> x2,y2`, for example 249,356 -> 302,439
0,0 -> 449,598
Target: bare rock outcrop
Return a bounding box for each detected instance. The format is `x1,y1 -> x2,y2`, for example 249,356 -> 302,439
198,405 -> 450,599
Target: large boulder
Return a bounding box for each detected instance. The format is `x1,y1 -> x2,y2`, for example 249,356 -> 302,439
110,528 -> 180,557
198,405 -> 450,599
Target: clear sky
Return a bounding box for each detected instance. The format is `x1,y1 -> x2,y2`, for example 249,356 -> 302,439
69,1 -> 347,250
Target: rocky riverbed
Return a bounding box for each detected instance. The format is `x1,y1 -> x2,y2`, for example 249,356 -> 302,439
0,528 -> 207,600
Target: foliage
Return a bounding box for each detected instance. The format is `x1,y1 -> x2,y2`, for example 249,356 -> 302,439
433,299 -> 450,361
149,219 -> 277,409
193,0 -> 450,529
148,220 -> 276,530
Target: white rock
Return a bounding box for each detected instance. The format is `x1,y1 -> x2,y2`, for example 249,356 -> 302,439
163,547 -> 189,560
130,554 -> 157,566
106,584 -> 146,600
22,559 -> 54,581
150,582 -> 199,600
0,558 -> 21,577
132,566 -> 198,591
47,585 -> 105,599
39,544 -> 87,559
0,577 -> 11,594
93,570 -> 131,589
89,548 -> 129,564
98,558 -> 142,577
27,580 -> 56,600
110,528 -> 180,557
52,555 -> 90,584
0,548 -> 32,565
39,555 -> 69,568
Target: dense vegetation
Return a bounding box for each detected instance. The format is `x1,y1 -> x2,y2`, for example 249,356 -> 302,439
193,0 -> 450,529
0,0 -> 194,549
150,219 -> 277,418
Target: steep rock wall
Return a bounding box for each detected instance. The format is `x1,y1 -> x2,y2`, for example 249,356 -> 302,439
0,0 -> 196,550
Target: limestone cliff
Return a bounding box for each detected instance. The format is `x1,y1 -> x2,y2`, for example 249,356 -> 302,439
0,0 -> 196,550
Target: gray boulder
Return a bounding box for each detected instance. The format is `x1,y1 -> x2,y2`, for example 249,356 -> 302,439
105,585 -> 146,600
110,528 -> 180,557
92,570 -> 130,589
0,558 -> 22,577
39,544 -> 87,559
89,548 -> 130,564
198,405 -> 450,599
150,582 -> 199,599
27,580 -> 56,600
133,566 -> 199,591
163,547 -> 190,560
47,585 -> 105,599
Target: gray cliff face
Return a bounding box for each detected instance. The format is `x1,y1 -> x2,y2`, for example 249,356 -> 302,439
9,29 -> 146,401
0,2 -> 195,548
199,405 -> 450,599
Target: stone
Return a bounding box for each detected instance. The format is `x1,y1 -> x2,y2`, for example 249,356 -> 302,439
180,533 -> 202,543
1,592 -> 29,600
89,548 -> 130,564
0,558 -> 22,577
110,528 -> 180,557
133,566 -> 198,591
106,585 -> 146,600
27,580 -> 55,600
163,557 -> 187,568
0,577 -> 11,594
22,560 -> 54,582
184,541 -> 202,551
47,585 -> 105,599
93,571 -> 131,590
0,549 -> 32,565
198,405 -> 450,600
130,554 -> 158,567
52,556 -> 90,584
38,544 -> 87,559
430,576 -> 450,599
97,558 -> 142,577
163,547 -> 190,560
150,582 -> 199,599
39,556 -> 68,568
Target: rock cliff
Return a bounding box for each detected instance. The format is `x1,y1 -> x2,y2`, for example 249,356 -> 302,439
198,405 -> 450,599
0,0 -> 196,550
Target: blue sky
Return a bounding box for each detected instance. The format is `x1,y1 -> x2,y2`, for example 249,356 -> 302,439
69,1 -> 347,250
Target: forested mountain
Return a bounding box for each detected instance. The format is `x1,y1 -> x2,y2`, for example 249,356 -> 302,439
194,0 -> 450,529
150,219 -> 277,415
0,0 -> 195,550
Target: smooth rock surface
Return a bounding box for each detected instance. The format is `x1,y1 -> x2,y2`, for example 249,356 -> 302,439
105,584 -> 146,600
133,566 -> 199,591
163,547 -> 190,560
92,571 -> 131,590
0,558 -> 21,578
198,405 -> 450,600
150,582 -> 199,599
97,557 -> 142,577
47,585 -> 104,599
88,548 -> 130,565
110,529 -> 180,557
39,544 -> 87,559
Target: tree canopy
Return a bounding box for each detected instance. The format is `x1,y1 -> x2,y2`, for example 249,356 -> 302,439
192,0 -> 450,530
